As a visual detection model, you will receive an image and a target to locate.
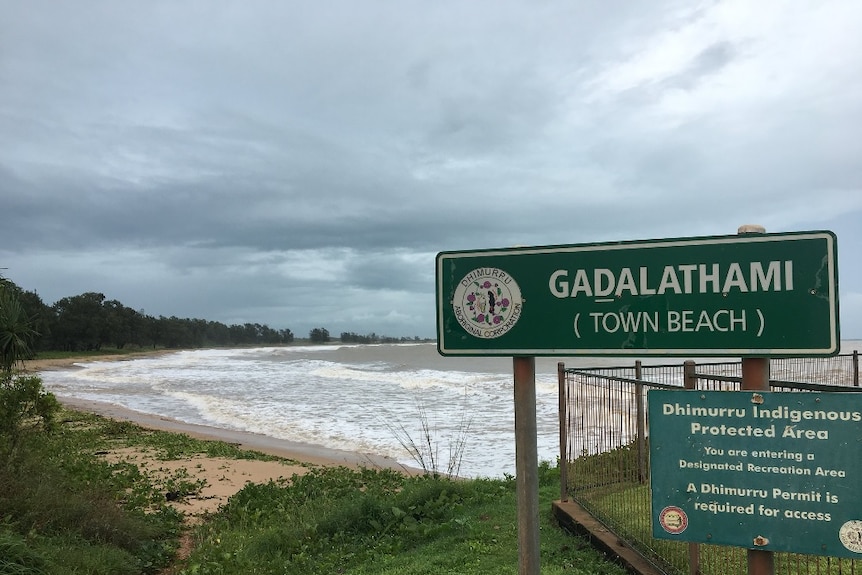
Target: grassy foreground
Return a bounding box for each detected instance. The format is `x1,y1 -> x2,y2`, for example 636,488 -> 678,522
181,463 -> 628,575
1,408 -> 628,575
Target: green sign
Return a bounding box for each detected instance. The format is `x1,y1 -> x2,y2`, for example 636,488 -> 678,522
435,231 -> 839,356
649,389 -> 862,557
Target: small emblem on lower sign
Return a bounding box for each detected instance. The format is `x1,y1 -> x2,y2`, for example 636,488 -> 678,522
839,520 -> 862,553
659,506 -> 689,534
453,268 -> 522,339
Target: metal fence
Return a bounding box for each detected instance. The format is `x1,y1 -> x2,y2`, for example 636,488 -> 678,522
558,351 -> 860,575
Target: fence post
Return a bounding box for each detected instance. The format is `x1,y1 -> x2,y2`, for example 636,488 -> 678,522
742,357 -> 774,575
854,350 -> 859,387
558,362 -> 568,501
635,360 -> 646,484
684,360 -> 696,390
683,359 -> 700,575
688,544 -> 700,575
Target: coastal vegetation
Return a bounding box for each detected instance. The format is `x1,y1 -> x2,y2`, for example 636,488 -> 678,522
2,276 -> 296,353
1,277 -> 429,354
308,326 -> 330,343
0,410 -> 189,575
2,278 -> 627,574
339,331 -> 425,344
0,276 -> 60,461
181,461 -> 626,575
0,407 -> 628,575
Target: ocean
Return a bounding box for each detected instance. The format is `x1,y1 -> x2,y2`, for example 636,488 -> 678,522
38,341 -> 861,479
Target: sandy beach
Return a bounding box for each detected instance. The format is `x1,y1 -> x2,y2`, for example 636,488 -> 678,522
23,350 -> 178,372
22,352 -> 412,520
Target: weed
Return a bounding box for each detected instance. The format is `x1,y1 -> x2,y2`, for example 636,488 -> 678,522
0,526 -> 48,574
383,394 -> 472,478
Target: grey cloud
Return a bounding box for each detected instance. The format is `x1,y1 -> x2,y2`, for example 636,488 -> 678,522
343,251 -> 433,293
662,41 -> 739,91
2,0 -> 861,338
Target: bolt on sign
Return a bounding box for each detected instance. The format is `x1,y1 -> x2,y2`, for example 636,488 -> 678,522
649,389 -> 862,558
435,231 -> 839,357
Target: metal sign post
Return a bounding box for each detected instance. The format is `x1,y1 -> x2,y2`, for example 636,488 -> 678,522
514,356 -> 541,575
743,357 -> 774,575
741,226 -> 774,575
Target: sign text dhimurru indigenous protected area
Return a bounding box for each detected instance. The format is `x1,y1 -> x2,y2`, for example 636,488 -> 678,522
649,389 -> 862,558
435,231 -> 839,356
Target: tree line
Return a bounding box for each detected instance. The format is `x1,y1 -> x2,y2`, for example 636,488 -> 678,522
309,328 -> 425,345
339,331 -> 421,344
1,277 -> 295,352
1,276 -> 430,354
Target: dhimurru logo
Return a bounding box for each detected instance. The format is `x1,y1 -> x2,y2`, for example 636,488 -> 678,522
839,520 -> 862,554
452,268 -> 522,339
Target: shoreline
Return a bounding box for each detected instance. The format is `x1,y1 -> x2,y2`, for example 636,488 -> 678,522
23,351 -> 414,473
21,349 -> 180,372
56,396 -> 410,471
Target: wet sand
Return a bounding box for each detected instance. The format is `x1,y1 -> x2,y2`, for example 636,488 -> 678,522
57,395 -> 405,470
21,351 -> 413,518
22,350 -> 177,372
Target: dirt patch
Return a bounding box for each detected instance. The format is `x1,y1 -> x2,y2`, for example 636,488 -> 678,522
99,446 -> 311,520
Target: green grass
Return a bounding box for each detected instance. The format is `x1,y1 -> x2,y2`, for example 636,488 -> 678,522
0,409 -> 207,574
0,408 -> 289,575
180,463 -> 628,575
1,408 -> 628,575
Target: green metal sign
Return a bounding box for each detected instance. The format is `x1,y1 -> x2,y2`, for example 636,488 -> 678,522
436,231 -> 839,357
649,389 -> 862,557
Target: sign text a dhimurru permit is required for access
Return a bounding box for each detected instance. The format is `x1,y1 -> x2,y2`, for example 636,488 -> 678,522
649,389 -> 862,558
435,230 -> 838,356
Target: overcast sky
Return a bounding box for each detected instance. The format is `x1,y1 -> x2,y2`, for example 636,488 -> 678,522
2,0 -> 861,341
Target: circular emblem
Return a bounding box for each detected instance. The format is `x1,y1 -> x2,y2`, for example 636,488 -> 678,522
839,520 -> 862,553
452,268 -> 522,339
659,506 -> 688,534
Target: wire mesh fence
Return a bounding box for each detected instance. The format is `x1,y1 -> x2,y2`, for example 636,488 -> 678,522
559,351 -> 861,575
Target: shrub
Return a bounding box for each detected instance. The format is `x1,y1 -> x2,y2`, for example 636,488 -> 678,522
0,373 -> 60,460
